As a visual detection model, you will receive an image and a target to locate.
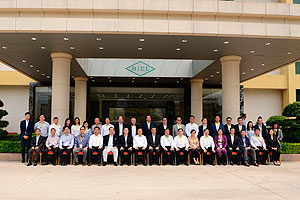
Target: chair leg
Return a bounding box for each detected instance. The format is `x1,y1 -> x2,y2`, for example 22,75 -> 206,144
227,155 -> 229,165
147,154 -> 149,165
268,154 -> 270,164
39,153 -> 42,165
188,153 -> 190,165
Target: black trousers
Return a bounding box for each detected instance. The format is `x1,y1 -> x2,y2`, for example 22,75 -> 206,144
162,146 -> 175,165
120,147 -> 132,164
268,148 -> 281,161
255,147 -> 268,164
88,147 -> 102,164
148,148 -> 160,165
189,148 -> 200,160
43,146 -> 58,163
134,147 -> 146,164
28,147 -> 41,163
175,148 -> 188,165
21,138 -> 31,162
203,147 -> 215,164
228,148 -> 241,162
59,146 -> 72,164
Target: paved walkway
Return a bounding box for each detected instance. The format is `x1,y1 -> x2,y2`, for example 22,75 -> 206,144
0,161 -> 299,200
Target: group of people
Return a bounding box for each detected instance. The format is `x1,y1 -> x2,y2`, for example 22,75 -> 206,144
20,112 -> 283,167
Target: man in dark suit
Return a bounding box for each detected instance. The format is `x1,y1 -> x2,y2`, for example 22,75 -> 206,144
235,117 -> 246,137
27,128 -> 44,166
129,117 -> 139,138
254,116 -> 268,139
157,117 -> 172,137
103,127 -> 119,166
147,127 -> 161,165
198,117 -> 208,139
227,128 -> 241,165
224,117 -> 234,136
119,127 -> 133,166
210,115 -> 225,137
20,112 -> 34,163
238,130 -> 255,167
114,115 -> 128,137
142,115 -> 156,137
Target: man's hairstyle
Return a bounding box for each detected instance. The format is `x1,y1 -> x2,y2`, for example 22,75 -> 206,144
190,129 -> 196,134
204,128 -> 209,132
151,127 -> 156,130
50,128 -> 56,132
241,130 -> 246,133
53,117 -> 58,120
63,126 -> 69,131
226,117 -> 232,120
35,128 -> 41,131
202,117 -> 207,122
242,113 -> 247,118
257,116 -> 263,120
39,114 -> 45,118
94,126 -> 100,130
164,128 -> 170,132
80,127 -> 85,130
25,112 -> 30,116
137,127 -> 143,131
237,117 -> 243,121
230,127 -> 235,131
190,115 -> 195,118
178,128 -> 184,132
109,127 -> 114,130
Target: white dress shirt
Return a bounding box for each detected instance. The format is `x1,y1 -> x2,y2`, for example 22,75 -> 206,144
71,125 -> 81,137
133,135 -> 147,148
101,124 -> 114,137
250,135 -> 266,149
131,125 -> 137,137
185,123 -> 199,137
160,135 -> 174,148
200,135 -> 215,150
48,123 -> 62,137
89,134 -> 103,148
118,123 -> 123,136
108,134 -> 114,147
173,135 -> 189,149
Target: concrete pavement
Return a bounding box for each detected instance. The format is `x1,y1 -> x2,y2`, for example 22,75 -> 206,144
0,161 -> 299,200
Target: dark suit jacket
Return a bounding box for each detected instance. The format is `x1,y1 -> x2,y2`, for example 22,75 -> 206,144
30,136 -> 44,148
238,136 -> 251,148
118,135 -> 133,148
128,124 -> 140,137
254,124 -> 268,139
114,123 -> 128,137
20,120 -> 34,139
227,134 -> 240,149
266,137 -> 280,150
157,123 -> 172,137
210,123 -> 225,137
234,124 -> 246,136
142,121 -> 156,136
198,125 -> 209,139
103,134 -> 119,147
147,134 -> 161,149
224,124 -> 234,136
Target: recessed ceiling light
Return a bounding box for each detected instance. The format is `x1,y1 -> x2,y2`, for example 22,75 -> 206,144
41,46 -> 46,50
2,46 -> 7,49
42,73 -> 45,76
138,47 -> 143,51
109,80 -> 112,82
251,68 -> 254,71
70,46 -> 75,50
224,41 -> 229,44
242,72 -> 246,75
265,42 -> 271,46
180,78 -> 183,80
22,60 -> 26,63
99,47 -> 104,50
250,50 -> 255,54
210,75 -> 214,77
261,63 -> 265,66
108,77 -> 111,79
92,80 -> 95,82
176,48 -> 181,51
132,78 -> 135,80
71,76 -> 74,78
176,81 -> 180,83
213,49 -> 218,52
288,52 -> 292,55
154,80 -> 157,83
216,71 -> 220,74
132,80 -> 135,83
96,38 -> 101,41
64,37 -> 69,41
29,65 -> 34,68
36,69 -> 40,72
205,78 -> 208,81
182,39 -> 187,43
47,76 -> 50,79
90,77 -> 93,79
139,38 -> 145,42
31,37 -> 37,41
156,78 -> 159,80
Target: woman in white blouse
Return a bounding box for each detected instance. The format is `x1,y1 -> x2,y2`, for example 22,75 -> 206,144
246,121 -> 255,139
71,117 -> 81,137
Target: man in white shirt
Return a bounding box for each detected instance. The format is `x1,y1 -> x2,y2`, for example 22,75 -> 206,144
91,117 -> 102,135
224,117 -> 233,136
133,128 -> 147,166
34,114 -> 50,141
88,127 -> 103,166
250,129 -> 268,165
200,129 -> 216,165
101,117 -> 114,137
43,128 -> 59,166
115,115 -> 127,137
173,128 -> 189,166
48,117 -> 62,137
103,127 -> 118,166
185,115 -> 199,137
160,128 -> 175,165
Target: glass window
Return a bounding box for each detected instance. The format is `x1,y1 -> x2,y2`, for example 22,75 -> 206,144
203,88 -> 222,124
297,90 -> 300,102
296,62 -> 300,75
294,0 -> 300,4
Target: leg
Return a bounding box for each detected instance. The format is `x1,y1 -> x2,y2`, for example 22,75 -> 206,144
155,149 -> 160,165
43,148 -> 49,163
83,149 -> 88,163
88,148 -> 94,163
163,149 -> 167,165
35,149 -> 41,163
103,148 -> 109,162
184,149 -> 188,164
113,148 -> 118,163
66,148 -> 72,164
237,149 -> 242,163
170,149 -> 175,165
97,149 -> 102,164
142,149 -> 146,165
52,147 -> 58,164
21,139 -> 26,162
228,149 -> 233,162
251,148 -> 257,164
73,149 -> 79,163
175,149 -> 180,165
134,149 -> 138,165
28,148 -> 34,163
120,150 -> 124,164
149,149 -> 154,165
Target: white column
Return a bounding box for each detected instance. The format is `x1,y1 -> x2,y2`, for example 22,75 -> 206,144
220,55 -> 242,123
190,79 -> 204,125
74,77 -> 88,122
51,52 -> 72,122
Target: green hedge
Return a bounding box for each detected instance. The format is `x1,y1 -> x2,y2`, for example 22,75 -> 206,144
281,143 -> 300,154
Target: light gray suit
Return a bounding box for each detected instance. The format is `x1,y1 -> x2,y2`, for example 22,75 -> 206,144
172,124 -> 186,137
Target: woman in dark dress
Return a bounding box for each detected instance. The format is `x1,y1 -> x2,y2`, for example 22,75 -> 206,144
266,129 -> 281,166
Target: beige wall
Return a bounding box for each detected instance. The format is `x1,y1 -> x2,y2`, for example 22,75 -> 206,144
244,88 -> 282,123
0,85 -> 30,133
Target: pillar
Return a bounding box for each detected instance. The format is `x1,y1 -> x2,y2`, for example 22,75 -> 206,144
220,55 -> 242,123
74,77 -> 88,122
51,52 -> 72,122
190,79 -> 204,125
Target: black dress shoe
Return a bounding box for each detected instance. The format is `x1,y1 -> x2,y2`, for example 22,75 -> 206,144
42,162 -> 48,166
21,160 -> 25,163
82,163 -> 86,166
27,162 -> 32,166
120,163 -> 124,166
185,163 -> 189,166
127,163 -> 131,166
134,163 -> 138,166
103,162 -> 107,166
114,162 -> 118,166
75,162 -> 79,166
98,163 -> 101,166
237,162 -> 240,166
143,163 -> 147,166
52,162 -> 56,166
88,163 -> 92,166
230,161 -> 234,165
33,162 -> 37,166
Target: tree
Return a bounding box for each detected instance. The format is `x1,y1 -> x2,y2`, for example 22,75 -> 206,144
282,102 -> 300,120
0,99 -> 9,136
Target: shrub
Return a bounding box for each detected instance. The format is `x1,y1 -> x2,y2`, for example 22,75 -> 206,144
281,143 -> 300,154
0,99 -> 9,136
282,102 -> 300,119
266,115 -> 288,127
0,141 -> 21,153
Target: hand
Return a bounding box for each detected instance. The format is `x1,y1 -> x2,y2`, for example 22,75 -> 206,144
222,148 -> 225,150
185,148 -> 189,151
164,147 -> 167,151
89,147 -> 92,149
155,147 -> 159,150
203,149 -> 207,153
229,148 -> 232,150
176,148 -> 179,151
217,148 -> 220,150
142,147 -> 146,150
48,147 -> 51,150
135,147 -> 138,150
35,147 -> 39,150
67,147 -> 71,149
60,147 -> 63,149
170,148 -> 174,151
113,146 -> 117,149
84,147 -> 88,151
53,146 -> 56,149
255,148 -> 259,150
212,150 -> 216,153
74,148 -> 77,151
263,148 -> 267,151
120,147 -> 124,151
31,147 -> 34,150
105,146 -> 108,149
149,146 -> 153,150
236,147 -> 239,151
246,147 -> 250,150
129,147 -> 132,151
23,136 -> 28,139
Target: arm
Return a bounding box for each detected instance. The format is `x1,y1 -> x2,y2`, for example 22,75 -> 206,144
185,137 -> 189,149
200,137 -> 204,150
70,137 -> 74,148
133,137 -> 137,148
38,138 -> 44,148
223,136 -> 228,149
74,137 -> 78,148
266,139 -> 272,150
160,137 -> 165,149
278,129 -> 283,141
211,137 -> 215,149
59,137 -> 62,148
100,136 -> 103,149
143,137 -> 147,148
45,137 -> 50,148
262,139 -> 267,149
173,137 -> 177,149
250,137 -> 257,149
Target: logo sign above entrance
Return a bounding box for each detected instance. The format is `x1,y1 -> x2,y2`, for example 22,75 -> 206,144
125,61 -> 155,77
76,58 -> 215,78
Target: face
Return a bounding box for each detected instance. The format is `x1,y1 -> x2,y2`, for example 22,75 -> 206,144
177,117 -> 182,124
165,129 -> 170,136
202,118 -> 207,125
258,118 -> 263,124
80,127 -> 85,134
218,129 -> 223,135
39,115 -> 45,122
146,116 -> 151,122
124,128 -> 129,135
274,124 -> 278,129
178,129 -> 183,136
151,128 -> 156,135
75,118 -> 79,124
269,129 -> 274,135
138,129 -> 143,136
249,122 -> 253,128
66,119 -> 70,125
226,118 -> 232,124
95,118 -> 100,124
230,128 -> 235,135
109,128 -> 114,135
94,128 -> 100,135
53,118 -> 58,124
191,131 -> 196,137
105,118 -> 110,124
238,118 -> 243,124
25,114 -> 30,121
118,116 -> 123,123
84,122 -> 88,128
204,129 -> 209,136
50,129 -> 56,136
162,118 -> 167,124
64,127 -> 70,134
241,131 -> 246,137
35,129 -> 41,136
131,118 -> 136,125
215,116 -> 220,123
255,129 -> 260,136
190,117 -> 195,123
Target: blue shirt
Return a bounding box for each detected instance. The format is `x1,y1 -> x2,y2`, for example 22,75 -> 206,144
59,134 -> 74,148
74,134 -> 89,148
